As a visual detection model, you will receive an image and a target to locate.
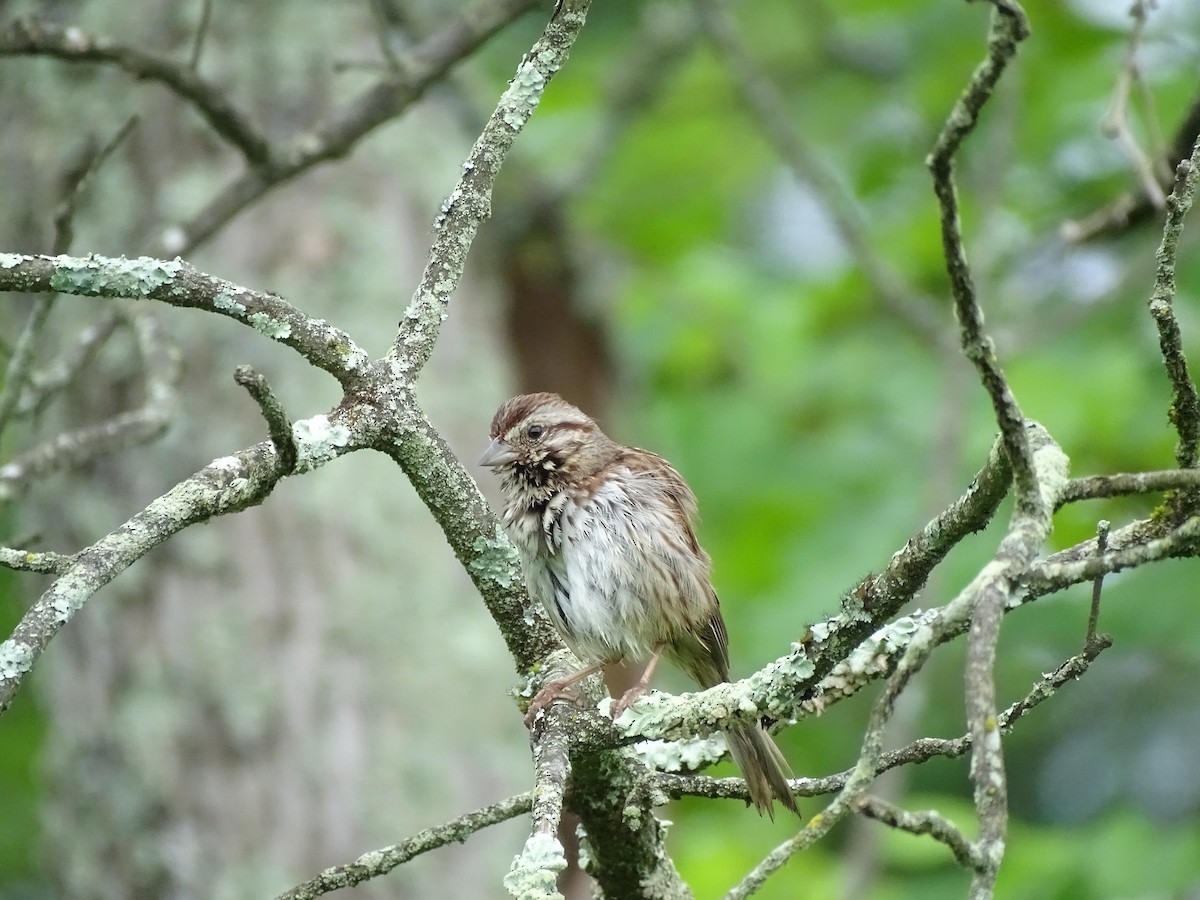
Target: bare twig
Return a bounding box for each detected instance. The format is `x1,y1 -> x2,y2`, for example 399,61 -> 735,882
857,796 -> 984,870
233,365 -> 297,476
697,0 -> 947,348
276,792 -> 534,900
18,313 -> 121,417
0,311 -> 181,504
0,20 -> 271,165
52,115 -> 139,254
1086,520 -> 1110,648
188,0 -> 214,71
926,2 -> 1032,494
1100,0 -> 1168,209
163,0 -> 543,254
0,116 -> 137,440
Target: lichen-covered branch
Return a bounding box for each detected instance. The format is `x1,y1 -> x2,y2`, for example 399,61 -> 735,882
659,635 -> 1112,807
1148,134 -> 1200,478
503,705 -> 573,899
0,546 -> 73,575
1023,514 -> 1200,596
0,253 -> 369,385
857,797 -> 984,870
277,792 -> 534,900
375,395 -> 560,673
391,0 -> 593,376
233,365 -> 298,475
0,411 -> 354,712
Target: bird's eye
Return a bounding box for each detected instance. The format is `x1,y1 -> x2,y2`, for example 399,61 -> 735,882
526,424 -> 544,440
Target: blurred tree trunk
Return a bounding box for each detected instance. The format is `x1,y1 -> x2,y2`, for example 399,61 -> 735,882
2,1 -> 536,896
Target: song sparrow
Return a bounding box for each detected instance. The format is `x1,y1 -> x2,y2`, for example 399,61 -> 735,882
481,392 -> 797,817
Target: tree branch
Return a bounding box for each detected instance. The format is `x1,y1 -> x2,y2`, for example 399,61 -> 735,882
0,310 -> 180,504
391,0 -> 594,377
233,365 -> 297,475
696,0 -> 947,348
0,19 -> 272,165
0,253 -> 370,386
926,2 -> 1032,496
276,792 -> 534,900
1148,134 -> 1200,478
0,409 -> 355,713
162,0 -> 543,254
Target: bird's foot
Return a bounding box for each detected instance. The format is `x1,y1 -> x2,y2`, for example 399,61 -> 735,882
524,680 -> 576,728
609,683 -> 648,721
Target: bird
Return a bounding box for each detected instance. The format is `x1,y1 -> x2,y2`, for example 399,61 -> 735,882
480,391 -> 797,817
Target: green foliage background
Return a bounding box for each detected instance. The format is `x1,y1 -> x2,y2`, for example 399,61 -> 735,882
2,0 -> 1200,897
501,2 -> 1200,896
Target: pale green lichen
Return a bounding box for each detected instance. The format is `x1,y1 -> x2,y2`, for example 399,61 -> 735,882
248,312 -> 292,340
46,254 -> 181,297
613,647 -> 818,741
213,291 -> 247,314
291,415 -> 351,473
501,55 -> 556,129
501,833 -> 565,900
0,640 -> 35,679
634,734 -> 728,773
575,823 -> 593,874
468,526 -> 521,588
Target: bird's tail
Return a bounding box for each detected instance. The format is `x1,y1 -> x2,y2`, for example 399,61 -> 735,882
724,721 -> 798,819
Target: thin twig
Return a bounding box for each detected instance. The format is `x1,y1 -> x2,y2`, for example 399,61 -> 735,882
162,0 -> 543,254
0,311 -> 181,505
188,0 -> 214,71
1086,520 -> 1109,648
276,793 -> 534,900
0,116 -> 138,440
52,115 -> 139,254
233,365 -> 297,475
0,546 -> 73,575
1058,468 -> 1200,507
1024,515 -> 1200,597
926,1 -> 1033,495
1100,0 -> 1167,209
857,796 -> 984,870
697,0 -> 947,348
0,20 -> 271,165
18,313 -> 121,417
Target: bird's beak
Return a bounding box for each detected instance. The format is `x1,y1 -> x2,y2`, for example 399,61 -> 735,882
479,437 -> 518,468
